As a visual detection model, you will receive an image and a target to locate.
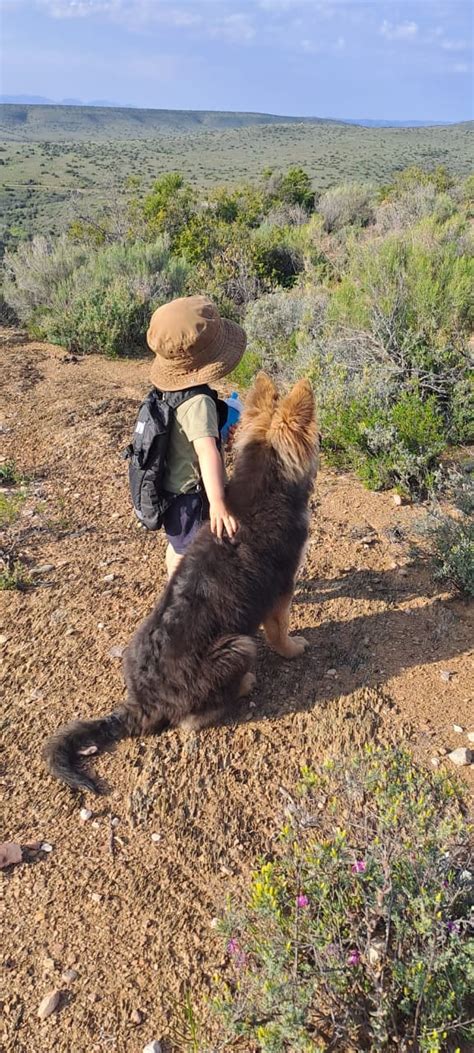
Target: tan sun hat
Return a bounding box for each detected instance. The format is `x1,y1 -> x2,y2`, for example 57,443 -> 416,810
147,295 -> 247,392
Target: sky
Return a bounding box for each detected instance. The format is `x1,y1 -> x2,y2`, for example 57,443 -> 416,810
1,0 -> 473,121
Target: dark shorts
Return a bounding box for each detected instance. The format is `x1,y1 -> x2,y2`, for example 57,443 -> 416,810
163,491 -> 209,555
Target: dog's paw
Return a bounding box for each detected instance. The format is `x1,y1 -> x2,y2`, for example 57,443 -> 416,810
286,635 -> 309,658
238,671 -> 257,698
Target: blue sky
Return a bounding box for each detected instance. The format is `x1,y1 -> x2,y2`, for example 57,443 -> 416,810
1,0 -> 473,120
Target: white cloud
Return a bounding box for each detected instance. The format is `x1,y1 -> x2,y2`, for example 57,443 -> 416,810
380,20 -> 418,42
441,38 -> 469,52
209,13 -> 256,43
448,61 -> 471,74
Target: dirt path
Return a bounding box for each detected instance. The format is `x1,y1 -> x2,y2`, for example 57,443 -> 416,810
1,331 -> 473,1052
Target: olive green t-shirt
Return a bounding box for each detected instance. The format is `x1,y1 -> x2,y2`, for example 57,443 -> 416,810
163,393 -> 219,495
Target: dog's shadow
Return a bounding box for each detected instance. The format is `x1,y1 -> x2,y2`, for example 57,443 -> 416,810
229,565 -> 472,725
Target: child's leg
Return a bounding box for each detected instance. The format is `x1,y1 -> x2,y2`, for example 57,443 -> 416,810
166,543 -> 183,580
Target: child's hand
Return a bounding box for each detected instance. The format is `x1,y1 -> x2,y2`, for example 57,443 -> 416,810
210,500 -> 237,541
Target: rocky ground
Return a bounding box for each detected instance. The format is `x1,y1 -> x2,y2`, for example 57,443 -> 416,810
1,329 -> 473,1052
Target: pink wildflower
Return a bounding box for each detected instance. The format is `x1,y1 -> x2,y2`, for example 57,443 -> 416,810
348,949 -> 361,966
296,894 -> 310,909
351,860 -> 367,874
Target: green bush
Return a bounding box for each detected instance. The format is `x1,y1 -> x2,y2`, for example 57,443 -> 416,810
318,181 -> 375,232
3,234 -> 87,320
250,226 -> 304,289
33,239 -> 188,357
423,469 -> 474,597
204,748 -> 473,1053
322,390 -> 446,496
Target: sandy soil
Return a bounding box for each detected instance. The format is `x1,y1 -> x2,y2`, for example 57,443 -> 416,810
1,329 -> 473,1052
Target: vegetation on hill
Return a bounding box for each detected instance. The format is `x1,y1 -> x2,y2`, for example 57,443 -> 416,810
3,163 -> 473,511
0,117 -> 472,250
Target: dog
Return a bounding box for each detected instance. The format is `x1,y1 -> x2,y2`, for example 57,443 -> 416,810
44,372 -> 319,793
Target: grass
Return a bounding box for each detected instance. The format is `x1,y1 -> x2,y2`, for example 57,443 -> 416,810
0,460 -> 27,485
0,491 -> 25,527
0,559 -> 31,591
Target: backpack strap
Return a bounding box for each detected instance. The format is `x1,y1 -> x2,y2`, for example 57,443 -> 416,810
156,385 -> 228,436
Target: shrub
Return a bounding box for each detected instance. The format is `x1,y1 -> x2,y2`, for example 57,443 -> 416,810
244,290 -> 327,378
34,239 -> 189,357
205,748 -> 474,1053
264,166 -> 315,211
318,181 -> 375,232
3,234 -> 87,320
423,469 -> 474,597
322,390 -> 446,496
250,226 -> 305,289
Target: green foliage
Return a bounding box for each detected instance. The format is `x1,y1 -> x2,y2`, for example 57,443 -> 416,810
423,470 -> 474,597
0,559 -> 31,591
318,181 -> 375,232
250,226 -> 304,289
20,238 -> 188,357
204,748 -> 473,1052
142,172 -> 195,241
266,166 -> 315,210
0,461 -> 26,486
0,491 -> 25,527
322,390 -> 446,496
3,234 -> 87,320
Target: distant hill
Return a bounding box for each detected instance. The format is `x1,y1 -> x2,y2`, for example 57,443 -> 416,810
0,102 -> 457,141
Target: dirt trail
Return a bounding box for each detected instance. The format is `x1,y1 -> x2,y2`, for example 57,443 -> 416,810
1,330 -> 473,1053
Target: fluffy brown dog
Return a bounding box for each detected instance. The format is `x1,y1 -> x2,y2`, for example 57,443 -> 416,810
44,373 -> 318,793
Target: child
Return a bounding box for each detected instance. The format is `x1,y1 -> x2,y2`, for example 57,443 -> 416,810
146,294 -> 247,578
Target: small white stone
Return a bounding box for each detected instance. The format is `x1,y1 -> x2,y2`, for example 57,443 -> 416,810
143,1043 -> 162,1053
0,634 -> 8,646
430,756 -> 440,768
40,842 -> 53,853
79,808 -> 92,822
103,573 -> 115,584
151,833 -> 161,843
108,645 -> 124,659
78,744 -> 98,756
61,969 -> 78,983
97,622 -> 105,629
209,917 -> 219,929
90,892 -> 101,903
392,494 -> 403,506
325,668 -> 338,677
91,821 -> 100,830
37,989 -> 61,1020
131,1008 -> 143,1024
453,724 -> 464,734
447,748 -> 472,767
440,670 -> 454,683
467,732 -> 474,743
111,816 -> 120,827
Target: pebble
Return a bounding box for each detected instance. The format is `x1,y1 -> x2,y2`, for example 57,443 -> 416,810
393,494 -> 403,506
440,670 -> 454,682
468,732 -> 474,743
79,808 -> 93,822
37,989 -> 61,1020
108,645 -> 124,659
40,842 -> 53,853
97,622 -> 105,629
61,969 -> 78,983
90,892 -> 102,903
453,724 -> 464,734
103,573 -> 115,584
31,564 -> 55,575
447,748 -> 472,767
143,1042 -> 162,1053
131,1008 -> 143,1024
325,668 -> 338,677
430,756 -> 440,768
78,744 -> 98,756
0,842 -> 22,868
111,816 -> 120,827
209,917 -> 219,929
150,833 -> 161,843
0,634 -> 8,646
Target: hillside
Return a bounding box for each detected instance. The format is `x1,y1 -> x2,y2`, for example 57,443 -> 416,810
0,103 -> 330,141
1,116 -> 472,247
1,329 -> 473,1051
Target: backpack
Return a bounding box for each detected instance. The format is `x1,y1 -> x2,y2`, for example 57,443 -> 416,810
123,385 -> 228,531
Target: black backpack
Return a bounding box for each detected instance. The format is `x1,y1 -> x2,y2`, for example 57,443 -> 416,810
123,385 -> 227,531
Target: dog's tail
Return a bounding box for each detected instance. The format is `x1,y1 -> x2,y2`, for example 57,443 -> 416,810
43,706 -> 130,794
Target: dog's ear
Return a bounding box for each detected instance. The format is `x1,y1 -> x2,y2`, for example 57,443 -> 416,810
269,379 -> 318,480
243,372 -> 278,419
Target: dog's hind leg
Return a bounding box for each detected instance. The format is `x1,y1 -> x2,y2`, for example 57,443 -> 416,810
179,634 -> 256,731
263,593 -> 308,659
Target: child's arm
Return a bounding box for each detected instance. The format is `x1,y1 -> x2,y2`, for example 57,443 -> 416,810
193,436 -> 237,540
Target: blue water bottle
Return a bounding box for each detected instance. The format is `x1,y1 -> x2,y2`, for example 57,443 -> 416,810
221,391 -> 243,442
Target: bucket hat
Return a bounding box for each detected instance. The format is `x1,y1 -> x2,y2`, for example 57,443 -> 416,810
147,295 -> 247,392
